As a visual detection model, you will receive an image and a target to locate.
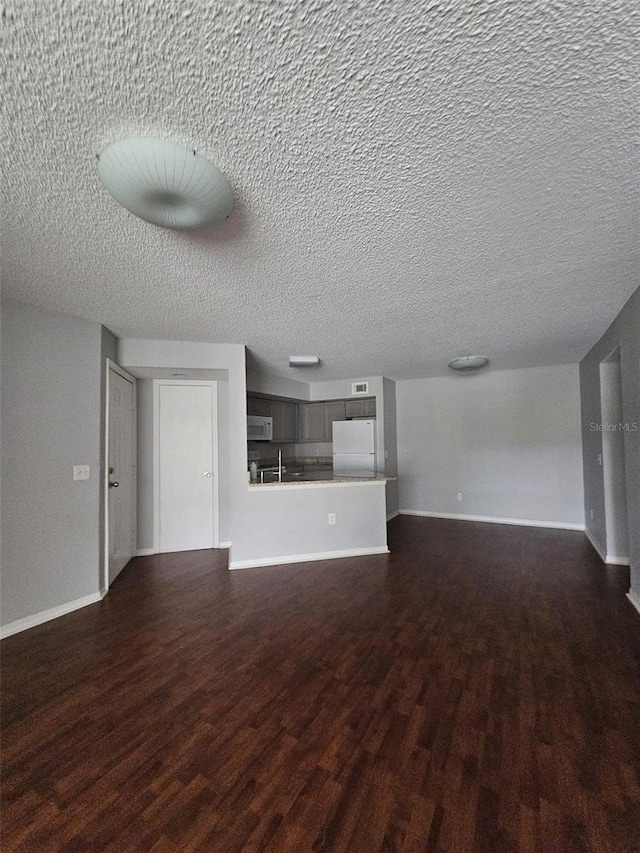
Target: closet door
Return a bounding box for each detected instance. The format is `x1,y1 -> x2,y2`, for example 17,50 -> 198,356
157,382 -> 218,553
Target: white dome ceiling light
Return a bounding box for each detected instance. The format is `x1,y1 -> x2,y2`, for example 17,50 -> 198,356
96,137 -> 233,230
448,355 -> 490,372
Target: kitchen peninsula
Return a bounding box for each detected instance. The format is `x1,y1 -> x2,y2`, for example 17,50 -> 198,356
231,471 -> 392,569
250,471 -> 393,487
231,378 -> 399,571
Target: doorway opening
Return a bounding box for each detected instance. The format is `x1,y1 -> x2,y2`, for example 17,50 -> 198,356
599,348 -> 629,565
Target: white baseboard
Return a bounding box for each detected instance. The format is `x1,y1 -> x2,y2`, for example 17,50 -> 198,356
585,528 -> 606,562
584,529 -> 629,566
0,591 -> 104,640
386,510 -> 400,522
217,541 -> 232,549
606,555 -> 630,566
229,545 -> 389,571
398,510 -> 585,531
627,590 -> 640,616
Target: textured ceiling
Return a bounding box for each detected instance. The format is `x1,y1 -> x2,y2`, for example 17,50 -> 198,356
2,0 -> 638,381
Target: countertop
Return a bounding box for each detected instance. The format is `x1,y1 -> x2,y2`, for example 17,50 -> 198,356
249,470 -> 393,487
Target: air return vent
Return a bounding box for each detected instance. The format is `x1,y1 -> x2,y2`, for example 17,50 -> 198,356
351,381 -> 369,395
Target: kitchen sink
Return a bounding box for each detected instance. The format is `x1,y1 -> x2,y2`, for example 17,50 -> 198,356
283,470 -> 334,482
256,469 -> 334,483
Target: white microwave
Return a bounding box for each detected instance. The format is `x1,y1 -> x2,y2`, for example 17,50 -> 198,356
247,415 -> 273,441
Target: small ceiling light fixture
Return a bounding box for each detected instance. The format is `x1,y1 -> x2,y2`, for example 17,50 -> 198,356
96,137 -> 233,230
448,355 -> 490,372
289,355 -> 320,368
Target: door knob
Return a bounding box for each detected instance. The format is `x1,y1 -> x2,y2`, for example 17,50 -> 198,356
109,481 -> 120,488
204,472 -> 212,478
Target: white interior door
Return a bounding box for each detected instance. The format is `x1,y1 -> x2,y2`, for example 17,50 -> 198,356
157,382 -> 218,553
107,362 -> 136,586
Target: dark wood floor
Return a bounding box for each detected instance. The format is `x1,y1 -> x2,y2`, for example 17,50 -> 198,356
2,517 -> 639,852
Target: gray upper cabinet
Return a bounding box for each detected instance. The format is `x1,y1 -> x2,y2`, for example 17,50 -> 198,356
325,401 -> 346,440
299,400 -> 346,442
282,402 -> 298,442
249,394 -> 376,443
271,401 -> 298,443
247,396 -> 270,417
344,397 -> 376,419
299,402 -> 326,442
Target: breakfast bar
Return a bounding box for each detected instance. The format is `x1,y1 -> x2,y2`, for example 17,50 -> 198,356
230,473 -> 394,570
249,471 -> 392,487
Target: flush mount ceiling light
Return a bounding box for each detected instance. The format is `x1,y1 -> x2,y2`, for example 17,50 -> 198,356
289,355 -> 320,367
96,137 -> 233,230
448,355 -> 490,372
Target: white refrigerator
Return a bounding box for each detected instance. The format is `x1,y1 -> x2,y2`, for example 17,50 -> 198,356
332,419 -> 376,475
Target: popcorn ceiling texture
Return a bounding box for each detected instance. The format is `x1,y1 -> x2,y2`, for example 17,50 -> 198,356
2,0 -> 638,380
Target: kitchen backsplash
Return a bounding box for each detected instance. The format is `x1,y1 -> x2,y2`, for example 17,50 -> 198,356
247,442 -> 332,469
249,441 -> 333,458
293,442 -> 333,458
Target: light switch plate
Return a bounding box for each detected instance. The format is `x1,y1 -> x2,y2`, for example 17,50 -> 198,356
73,465 -> 90,481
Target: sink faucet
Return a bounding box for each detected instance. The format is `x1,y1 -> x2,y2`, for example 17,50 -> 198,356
258,449 -> 286,482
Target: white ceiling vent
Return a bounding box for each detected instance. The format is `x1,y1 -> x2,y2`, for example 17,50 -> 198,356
351,381 -> 369,395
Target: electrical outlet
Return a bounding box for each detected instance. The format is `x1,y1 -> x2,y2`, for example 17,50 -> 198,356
328,513 -> 336,525
73,465 -> 90,481
457,492 -> 463,501
597,454 -> 602,466
314,449 -> 319,456
590,508 -> 594,520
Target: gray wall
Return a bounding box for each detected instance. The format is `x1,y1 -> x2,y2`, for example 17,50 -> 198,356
1,299 -> 103,626
397,364 -> 584,526
580,286 -> 639,595
246,367 -> 310,400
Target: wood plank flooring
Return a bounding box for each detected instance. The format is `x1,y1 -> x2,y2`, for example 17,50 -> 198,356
2,516 -> 640,852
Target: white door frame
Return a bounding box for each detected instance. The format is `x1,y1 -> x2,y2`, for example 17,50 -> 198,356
104,359 -> 137,594
153,380 -> 220,552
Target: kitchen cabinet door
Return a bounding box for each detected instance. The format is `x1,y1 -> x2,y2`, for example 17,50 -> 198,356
271,402 -> 298,442
299,402 -> 326,442
345,397 -> 376,418
247,396 -> 270,416
325,400 -> 345,440
282,402 -> 298,442
270,402 -> 285,441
